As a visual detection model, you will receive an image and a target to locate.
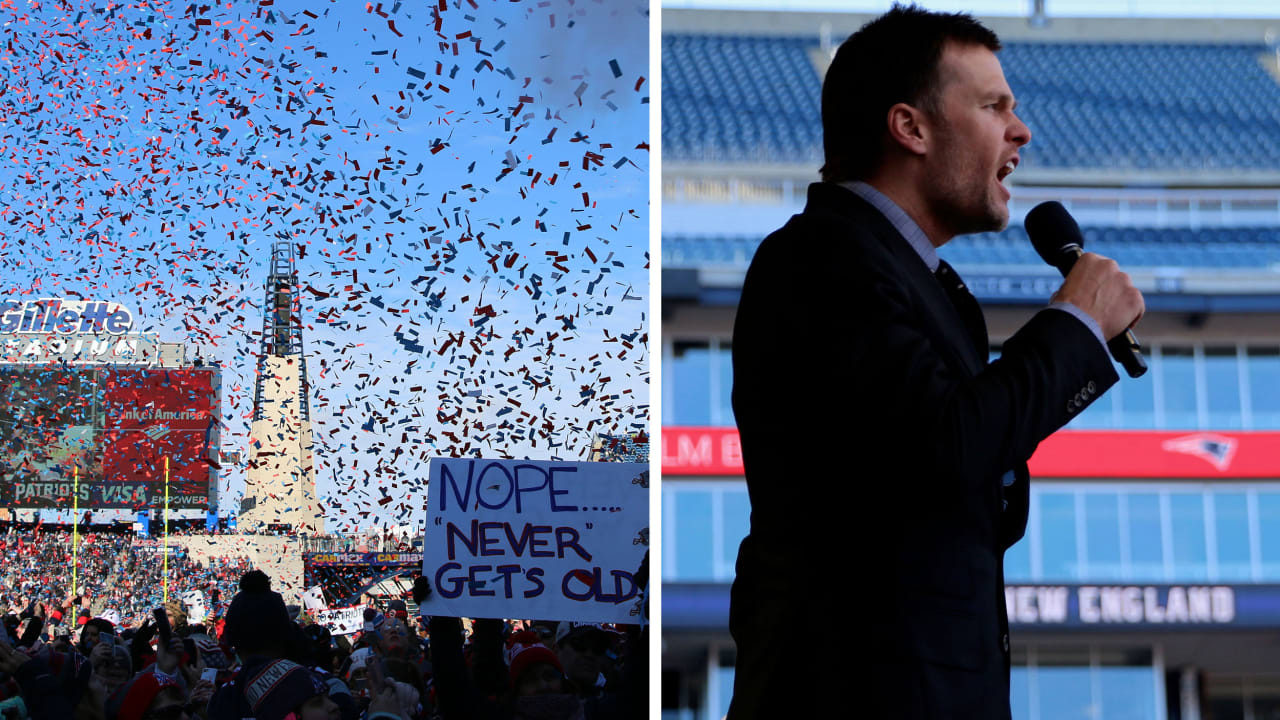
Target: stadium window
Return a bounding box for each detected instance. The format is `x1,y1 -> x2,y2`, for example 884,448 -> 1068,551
1005,533 -> 1032,582
1160,347 -> 1198,429
1126,493 -> 1166,582
719,487 -> 750,578
667,340 -> 713,426
715,665 -> 736,720
716,341 -> 733,427
1039,492 -> 1079,580
673,488 -> 714,581
1168,493 -> 1209,581
1256,492 -> 1280,580
1015,645 -> 1159,720
1084,493 -> 1124,580
1213,491 -> 1252,581
1036,666 -> 1093,720
1203,346 -> 1243,429
1096,664 -> 1161,720
1010,667 -> 1031,720
665,339 -> 734,427
660,488 -> 675,582
1117,355 -> 1156,428
1246,347 -> 1280,429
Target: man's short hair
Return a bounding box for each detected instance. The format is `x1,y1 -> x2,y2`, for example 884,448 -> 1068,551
820,3 -> 1001,183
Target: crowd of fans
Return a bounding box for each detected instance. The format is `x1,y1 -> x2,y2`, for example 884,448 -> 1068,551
0,529 -> 648,720
0,529 -> 253,630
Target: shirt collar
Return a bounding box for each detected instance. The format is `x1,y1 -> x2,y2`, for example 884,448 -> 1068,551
837,180 -> 939,273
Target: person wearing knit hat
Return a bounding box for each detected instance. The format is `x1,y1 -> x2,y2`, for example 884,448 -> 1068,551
89,640 -> 134,698
41,647 -> 93,707
0,642 -> 77,718
345,651 -> 371,695
189,633 -> 230,671
385,599 -> 408,622
220,570 -> 293,656
299,623 -> 334,672
297,623 -> 362,720
505,630 -> 566,697
235,659 -> 331,720
79,616 -> 117,655
377,617 -> 413,661
208,571 -> 319,720
105,670 -> 186,720
206,655 -> 364,720
553,622 -> 611,698
361,606 -> 386,635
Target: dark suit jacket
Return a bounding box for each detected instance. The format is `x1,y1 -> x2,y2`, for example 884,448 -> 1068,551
726,183 -> 1118,719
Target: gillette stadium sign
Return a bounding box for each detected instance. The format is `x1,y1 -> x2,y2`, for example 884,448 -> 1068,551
0,299 -> 157,365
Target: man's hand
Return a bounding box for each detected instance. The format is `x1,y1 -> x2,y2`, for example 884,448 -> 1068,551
0,642 -> 31,674
190,679 -> 215,707
86,671 -> 109,710
156,634 -> 183,675
1050,252 -> 1145,341
411,577 -> 431,605
366,686 -> 409,720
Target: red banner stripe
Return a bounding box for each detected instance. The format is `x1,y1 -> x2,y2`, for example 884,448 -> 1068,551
661,427 -> 1280,479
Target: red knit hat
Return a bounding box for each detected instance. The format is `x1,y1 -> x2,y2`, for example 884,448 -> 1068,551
106,671 -> 181,720
504,630 -> 564,689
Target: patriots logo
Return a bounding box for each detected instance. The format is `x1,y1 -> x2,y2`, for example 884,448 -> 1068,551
143,425 -> 171,441
1161,433 -> 1237,471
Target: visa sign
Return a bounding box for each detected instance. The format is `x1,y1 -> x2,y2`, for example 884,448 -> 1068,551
0,299 -> 135,335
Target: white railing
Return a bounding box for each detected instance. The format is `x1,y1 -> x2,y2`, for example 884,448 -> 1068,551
664,177 -> 1280,228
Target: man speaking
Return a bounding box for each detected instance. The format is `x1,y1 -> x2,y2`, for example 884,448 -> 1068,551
726,5 -> 1144,719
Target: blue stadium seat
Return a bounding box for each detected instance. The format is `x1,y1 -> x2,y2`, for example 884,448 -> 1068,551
664,227 -> 1280,271
941,225 -> 1280,269
662,36 -> 1280,170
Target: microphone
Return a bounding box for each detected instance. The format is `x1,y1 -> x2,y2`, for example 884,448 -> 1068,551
1024,201 -> 1148,378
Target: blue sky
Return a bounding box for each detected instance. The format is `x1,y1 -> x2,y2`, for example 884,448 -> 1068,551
660,0 -> 1280,17
0,0 -> 650,531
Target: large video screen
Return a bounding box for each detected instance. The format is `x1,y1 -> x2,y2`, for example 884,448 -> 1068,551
0,366 -> 218,510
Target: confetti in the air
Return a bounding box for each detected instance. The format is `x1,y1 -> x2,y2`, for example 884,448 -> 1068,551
0,0 -> 651,532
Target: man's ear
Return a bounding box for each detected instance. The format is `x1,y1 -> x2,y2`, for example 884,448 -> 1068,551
886,102 -> 928,156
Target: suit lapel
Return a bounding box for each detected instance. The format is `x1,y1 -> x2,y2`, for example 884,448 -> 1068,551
881,227 -> 985,376
937,260 -> 991,368
811,185 -> 985,376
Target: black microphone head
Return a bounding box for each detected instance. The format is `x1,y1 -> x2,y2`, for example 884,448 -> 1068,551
1025,200 -> 1085,267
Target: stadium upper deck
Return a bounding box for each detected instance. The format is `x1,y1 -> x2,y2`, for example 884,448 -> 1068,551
663,11 -> 1280,185
662,11 -> 1280,306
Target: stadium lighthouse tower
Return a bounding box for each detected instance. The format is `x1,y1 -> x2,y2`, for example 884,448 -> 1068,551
240,240 -> 323,534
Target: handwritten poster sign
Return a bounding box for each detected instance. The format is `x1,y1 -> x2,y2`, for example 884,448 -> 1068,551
421,458 -> 649,623
181,590 -> 206,624
313,605 -> 368,636
301,586 -> 327,612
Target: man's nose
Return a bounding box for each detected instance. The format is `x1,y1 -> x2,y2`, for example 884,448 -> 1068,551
1010,112 -> 1031,147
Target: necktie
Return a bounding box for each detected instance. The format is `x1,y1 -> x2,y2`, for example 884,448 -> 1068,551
934,258 -> 988,363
